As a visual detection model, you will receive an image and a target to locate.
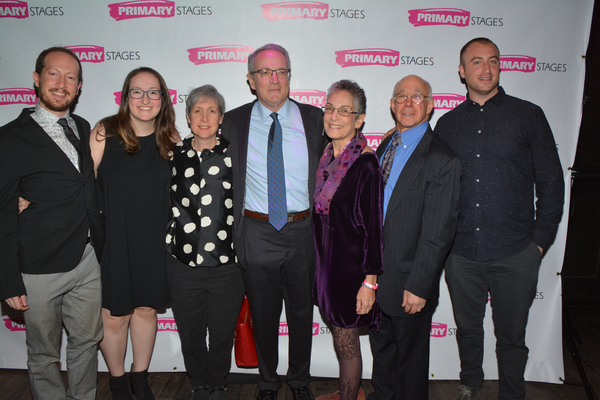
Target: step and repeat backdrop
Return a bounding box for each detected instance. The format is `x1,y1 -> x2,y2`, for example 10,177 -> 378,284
0,0 -> 594,383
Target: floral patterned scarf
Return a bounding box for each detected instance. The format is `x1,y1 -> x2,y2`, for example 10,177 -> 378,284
314,132 -> 367,215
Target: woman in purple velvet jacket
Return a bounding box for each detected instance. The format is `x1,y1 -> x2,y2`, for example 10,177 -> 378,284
313,80 -> 384,400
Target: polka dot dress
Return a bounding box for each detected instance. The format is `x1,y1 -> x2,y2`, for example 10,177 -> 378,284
167,135 -> 236,267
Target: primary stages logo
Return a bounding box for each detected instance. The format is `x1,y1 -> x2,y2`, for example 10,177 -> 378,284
363,133 -> 383,150
0,1 -> 72,18
335,48 -> 399,68
409,8 -> 503,28
500,55 -> 536,73
66,45 -> 105,63
433,93 -> 465,110
3,317 -> 25,331
409,8 -> 469,27
109,0 -> 174,21
262,1 -> 328,21
0,0 -> 28,18
188,45 -> 254,65
176,5 -> 212,16
430,322 -> 448,338
0,88 -> 37,105
66,45 -> 140,62
261,1 -> 365,20
279,321 -> 320,336
114,89 -> 177,105
157,317 -> 178,332
290,89 -> 326,107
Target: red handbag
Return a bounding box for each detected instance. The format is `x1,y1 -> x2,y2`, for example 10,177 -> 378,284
234,296 -> 259,368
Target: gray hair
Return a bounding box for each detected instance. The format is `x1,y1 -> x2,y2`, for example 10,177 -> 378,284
326,79 -> 367,116
185,85 -> 226,117
392,75 -> 433,98
247,43 -> 291,76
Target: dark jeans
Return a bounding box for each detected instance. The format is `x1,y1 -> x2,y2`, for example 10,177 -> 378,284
167,255 -> 244,389
445,241 -> 542,400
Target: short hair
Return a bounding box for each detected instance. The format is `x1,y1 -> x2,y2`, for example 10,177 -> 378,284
460,37 -> 500,65
35,47 -> 83,84
247,43 -> 291,76
392,75 -> 432,98
327,79 -> 367,116
186,85 -> 226,117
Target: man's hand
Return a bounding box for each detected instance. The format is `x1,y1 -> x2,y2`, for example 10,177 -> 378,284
382,127 -> 396,141
402,290 -> 426,314
5,295 -> 28,311
18,197 -> 30,213
538,246 -> 544,255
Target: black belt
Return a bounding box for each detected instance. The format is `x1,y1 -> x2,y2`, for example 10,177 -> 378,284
244,209 -> 310,223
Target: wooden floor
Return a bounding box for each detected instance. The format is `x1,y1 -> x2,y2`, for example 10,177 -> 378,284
1,306 -> 598,400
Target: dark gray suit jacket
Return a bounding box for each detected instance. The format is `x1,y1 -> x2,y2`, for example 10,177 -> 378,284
376,125 -> 461,317
220,99 -> 325,267
0,108 -> 104,301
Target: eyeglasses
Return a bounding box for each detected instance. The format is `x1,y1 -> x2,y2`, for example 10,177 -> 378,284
322,106 -> 358,117
128,89 -> 162,100
392,93 -> 430,105
250,69 -> 291,79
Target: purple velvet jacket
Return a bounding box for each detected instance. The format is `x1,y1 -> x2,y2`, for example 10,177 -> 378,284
312,152 -> 384,329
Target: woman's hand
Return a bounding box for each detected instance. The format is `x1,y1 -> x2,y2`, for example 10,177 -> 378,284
356,285 -> 376,315
382,126 -> 396,141
18,197 -> 30,213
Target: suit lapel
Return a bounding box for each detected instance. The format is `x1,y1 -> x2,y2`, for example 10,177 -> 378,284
73,115 -> 92,176
384,128 -> 434,225
236,102 -> 254,194
19,109 -> 81,174
295,100 -> 323,199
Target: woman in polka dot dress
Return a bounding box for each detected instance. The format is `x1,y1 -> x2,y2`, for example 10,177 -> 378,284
166,85 -> 244,400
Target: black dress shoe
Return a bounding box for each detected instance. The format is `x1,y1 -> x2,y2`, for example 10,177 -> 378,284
257,389 -> 278,400
291,386 -> 314,400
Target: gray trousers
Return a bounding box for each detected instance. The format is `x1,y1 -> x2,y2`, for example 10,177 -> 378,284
22,243 -> 103,400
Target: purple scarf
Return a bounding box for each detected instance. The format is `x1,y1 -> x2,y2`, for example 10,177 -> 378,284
314,132 -> 367,215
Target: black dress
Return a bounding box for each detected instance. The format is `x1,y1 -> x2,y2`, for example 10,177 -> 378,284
96,132 -> 171,315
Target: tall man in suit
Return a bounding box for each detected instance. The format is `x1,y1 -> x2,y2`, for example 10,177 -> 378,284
368,75 -> 461,400
435,37 -> 564,400
220,44 -> 325,400
0,47 -> 104,400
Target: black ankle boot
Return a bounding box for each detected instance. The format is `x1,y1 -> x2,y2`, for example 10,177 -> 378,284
109,374 -> 133,400
129,367 -> 155,400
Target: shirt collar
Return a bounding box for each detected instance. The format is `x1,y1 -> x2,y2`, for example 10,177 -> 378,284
33,102 -> 71,125
182,133 -> 228,156
255,98 -> 292,124
466,86 -> 506,107
395,120 -> 428,145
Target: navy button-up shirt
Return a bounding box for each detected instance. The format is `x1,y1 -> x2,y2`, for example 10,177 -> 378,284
435,86 -> 564,262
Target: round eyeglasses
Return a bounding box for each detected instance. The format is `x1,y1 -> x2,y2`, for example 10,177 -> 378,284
392,93 -> 430,105
128,89 -> 162,100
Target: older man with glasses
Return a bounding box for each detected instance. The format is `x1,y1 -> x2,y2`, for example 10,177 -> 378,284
220,43 -> 326,400
368,74 -> 461,400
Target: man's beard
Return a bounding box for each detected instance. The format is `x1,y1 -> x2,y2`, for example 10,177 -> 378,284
38,87 -> 76,112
